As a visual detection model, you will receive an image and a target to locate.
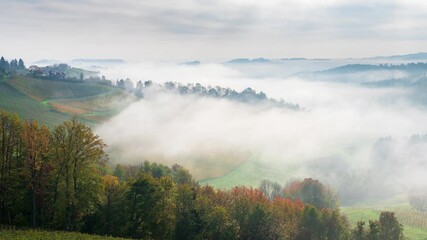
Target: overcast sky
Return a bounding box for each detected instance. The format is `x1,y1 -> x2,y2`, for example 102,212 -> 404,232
1,0 -> 427,62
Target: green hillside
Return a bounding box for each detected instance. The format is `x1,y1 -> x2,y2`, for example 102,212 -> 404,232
9,76 -> 112,100
0,75 -> 135,127
200,160 -> 299,189
0,78 -> 71,126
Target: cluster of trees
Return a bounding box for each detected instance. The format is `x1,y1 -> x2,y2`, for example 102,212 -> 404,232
0,56 -> 26,76
0,56 -> 80,83
259,179 -> 338,209
28,63 -> 95,82
0,110 -> 404,239
116,79 -> 300,110
351,212 -> 404,240
0,112 -> 107,231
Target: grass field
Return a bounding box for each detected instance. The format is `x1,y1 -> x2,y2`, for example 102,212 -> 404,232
200,160 -> 300,189
0,78 -> 71,127
0,229 -> 129,240
0,76 -> 134,127
9,76 -> 112,100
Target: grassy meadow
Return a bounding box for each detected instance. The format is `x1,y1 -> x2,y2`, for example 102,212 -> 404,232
0,75 -> 134,127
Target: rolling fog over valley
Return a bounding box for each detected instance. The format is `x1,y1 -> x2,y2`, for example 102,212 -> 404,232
3,0 -> 427,238
95,59 -> 427,203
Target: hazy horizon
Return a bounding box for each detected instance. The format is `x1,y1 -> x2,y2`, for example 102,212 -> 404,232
2,0 -> 427,62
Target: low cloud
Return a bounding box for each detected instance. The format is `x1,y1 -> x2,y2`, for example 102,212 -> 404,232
96,62 -> 427,203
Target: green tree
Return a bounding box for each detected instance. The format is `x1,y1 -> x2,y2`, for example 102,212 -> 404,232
175,184 -> 201,240
378,212 -> 403,240
195,186 -> 239,240
0,57 -> 9,72
322,209 -> 349,240
18,58 -> 25,69
172,164 -> 194,185
367,220 -> 380,240
50,119 -> 106,231
247,203 -> 275,240
351,221 -> 366,240
83,174 -> 128,236
297,205 -> 325,240
284,178 -> 338,209
125,173 -> 176,239
0,111 -> 24,225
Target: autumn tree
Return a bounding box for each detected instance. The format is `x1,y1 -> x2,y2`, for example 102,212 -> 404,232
22,120 -> 50,227
271,198 -> 304,239
227,187 -> 268,239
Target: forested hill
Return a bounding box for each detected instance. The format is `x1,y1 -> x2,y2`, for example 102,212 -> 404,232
0,56 -> 299,127
0,111 -> 405,240
319,62 -> 427,75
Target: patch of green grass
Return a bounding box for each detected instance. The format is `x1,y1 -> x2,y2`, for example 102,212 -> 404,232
341,207 -> 380,225
404,226 -> 427,240
0,229 -> 129,240
200,160 -> 299,189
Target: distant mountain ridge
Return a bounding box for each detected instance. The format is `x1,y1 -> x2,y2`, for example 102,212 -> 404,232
368,52 -> 427,61
224,52 -> 427,65
71,59 -> 125,64
226,57 -> 272,64
319,62 -> 427,75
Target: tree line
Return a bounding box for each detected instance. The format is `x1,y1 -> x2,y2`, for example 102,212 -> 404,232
0,110 -> 403,239
117,79 -> 300,110
0,56 -> 26,76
